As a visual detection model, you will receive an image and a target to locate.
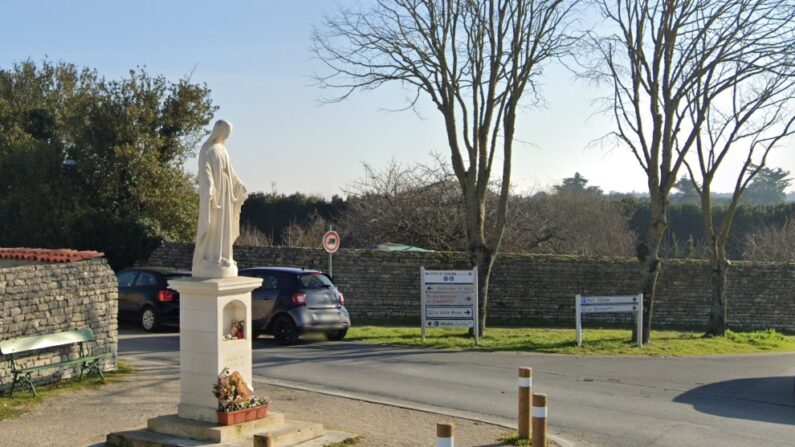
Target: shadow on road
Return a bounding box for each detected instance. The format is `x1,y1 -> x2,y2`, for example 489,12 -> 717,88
674,376 -> 795,425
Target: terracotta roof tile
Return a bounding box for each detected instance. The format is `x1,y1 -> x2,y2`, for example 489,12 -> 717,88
0,248 -> 104,264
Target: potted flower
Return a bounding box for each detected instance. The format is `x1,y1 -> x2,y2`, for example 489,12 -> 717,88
212,367 -> 270,425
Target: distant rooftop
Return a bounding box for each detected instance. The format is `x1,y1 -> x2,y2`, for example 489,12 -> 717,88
0,248 -> 104,266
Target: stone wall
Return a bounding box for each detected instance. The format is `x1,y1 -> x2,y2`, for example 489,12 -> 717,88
0,259 -> 118,389
149,243 -> 795,332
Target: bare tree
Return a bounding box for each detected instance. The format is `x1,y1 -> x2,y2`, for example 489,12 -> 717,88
314,0 -> 578,333
681,3 -> 795,335
282,213 -> 330,248
743,219 -> 795,262
340,157 -> 468,251
340,158 -> 637,256
236,224 -> 272,247
589,0 -> 795,342
503,193 -> 637,256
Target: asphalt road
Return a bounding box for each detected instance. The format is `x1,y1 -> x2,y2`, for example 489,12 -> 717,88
119,330 -> 795,447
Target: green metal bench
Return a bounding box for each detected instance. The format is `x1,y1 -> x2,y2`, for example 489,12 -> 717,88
0,328 -> 111,397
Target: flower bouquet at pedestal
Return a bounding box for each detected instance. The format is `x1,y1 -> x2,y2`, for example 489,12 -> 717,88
212,367 -> 270,425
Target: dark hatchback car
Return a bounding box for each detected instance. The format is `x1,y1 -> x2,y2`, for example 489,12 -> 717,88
116,267 -> 190,331
239,267 -> 351,345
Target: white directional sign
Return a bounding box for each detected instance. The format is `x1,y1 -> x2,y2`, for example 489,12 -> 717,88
576,294 -> 644,348
421,267 -> 479,345
426,319 -> 474,328
426,306 -> 475,318
580,304 -> 638,314
422,270 -> 476,284
425,294 -> 475,306
425,284 -> 476,294
579,295 -> 639,305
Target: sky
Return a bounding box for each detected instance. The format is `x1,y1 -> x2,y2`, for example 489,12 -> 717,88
1,0 -> 793,198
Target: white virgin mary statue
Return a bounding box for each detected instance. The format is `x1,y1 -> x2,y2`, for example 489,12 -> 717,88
192,119 -> 247,278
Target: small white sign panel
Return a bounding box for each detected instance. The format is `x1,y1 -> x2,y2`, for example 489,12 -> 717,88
426,319 -> 474,328
426,306 -> 475,318
425,284 -> 476,294
579,295 -> 638,305
425,294 -> 475,306
580,304 -> 638,314
423,270 -> 475,284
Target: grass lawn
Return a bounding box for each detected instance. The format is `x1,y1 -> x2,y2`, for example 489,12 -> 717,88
0,360 -> 132,421
346,326 -> 795,356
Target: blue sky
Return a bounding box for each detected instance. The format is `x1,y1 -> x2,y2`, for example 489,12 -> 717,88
2,0 -> 792,197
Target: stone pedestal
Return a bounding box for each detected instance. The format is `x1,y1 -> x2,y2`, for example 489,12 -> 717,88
168,276 -> 262,423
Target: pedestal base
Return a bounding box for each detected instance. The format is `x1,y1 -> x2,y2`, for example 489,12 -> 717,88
105,412 -> 356,447
147,413 -> 285,443
176,403 -> 217,424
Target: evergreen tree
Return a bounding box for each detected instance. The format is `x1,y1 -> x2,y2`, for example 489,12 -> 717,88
0,60 -> 215,268
742,166 -> 792,205
554,172 -> 603,196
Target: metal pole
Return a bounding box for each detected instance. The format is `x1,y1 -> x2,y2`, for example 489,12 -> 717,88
328,224 -> 333,277
637,293 -> 643,348
473,266 -> 479,346
575,294 -> 582,347
421,267 -> 426,342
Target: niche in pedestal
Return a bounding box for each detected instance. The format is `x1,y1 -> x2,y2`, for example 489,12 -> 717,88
223,299 -> 246,341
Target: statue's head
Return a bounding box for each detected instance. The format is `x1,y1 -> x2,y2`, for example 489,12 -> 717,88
210,119 -> 233,143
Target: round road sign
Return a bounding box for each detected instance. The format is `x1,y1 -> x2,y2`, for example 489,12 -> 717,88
322,230 -> 340,253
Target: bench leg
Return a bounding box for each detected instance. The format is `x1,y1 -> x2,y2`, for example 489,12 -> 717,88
10,373 -> 36,397
81,359 -> 105,382
25,374 -> 37,397
9,374 -> 16,397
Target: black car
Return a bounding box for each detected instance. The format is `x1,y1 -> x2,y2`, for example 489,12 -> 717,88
239,267 -> 351,345
116,267 -> 190,331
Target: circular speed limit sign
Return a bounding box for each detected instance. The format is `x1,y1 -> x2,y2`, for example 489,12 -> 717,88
322,230 -> 340,253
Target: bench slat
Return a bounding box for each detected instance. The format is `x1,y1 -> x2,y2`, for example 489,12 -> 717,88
14,352 -> 111,373
0,328 -> 95,355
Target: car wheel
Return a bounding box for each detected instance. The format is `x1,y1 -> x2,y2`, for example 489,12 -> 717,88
141,306 -> 160,332
272,315 -> 299,345
325,328 -> 348,341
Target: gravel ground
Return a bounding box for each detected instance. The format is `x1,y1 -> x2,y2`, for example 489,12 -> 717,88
0,360 -> 518,447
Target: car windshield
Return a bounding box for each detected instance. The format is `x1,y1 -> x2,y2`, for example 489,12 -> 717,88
297,272 -> 333,289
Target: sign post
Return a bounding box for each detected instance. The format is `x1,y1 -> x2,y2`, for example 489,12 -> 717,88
322,228 -> 340,277
421,267 -> 479,345
575,294 -> 643,348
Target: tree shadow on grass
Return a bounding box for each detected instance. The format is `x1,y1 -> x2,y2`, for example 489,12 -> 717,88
673,376 -> 795,425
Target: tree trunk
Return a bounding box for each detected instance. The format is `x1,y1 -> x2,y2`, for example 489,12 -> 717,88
634,210 -> 667,344
700,183 -> 730,337
705,257 -> 730,336
470,244 -> 495,336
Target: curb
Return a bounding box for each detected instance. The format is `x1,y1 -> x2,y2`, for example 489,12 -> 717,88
255,375 -> 575,447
